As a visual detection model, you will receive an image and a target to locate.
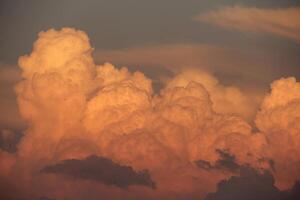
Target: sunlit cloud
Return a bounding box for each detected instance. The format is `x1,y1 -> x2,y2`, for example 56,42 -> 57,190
0,65 -> 25,131
1,27 -> 300,200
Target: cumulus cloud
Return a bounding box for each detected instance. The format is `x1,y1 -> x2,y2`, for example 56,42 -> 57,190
195,6 -> 300,43
42,155 -> 155,188
255,77 -> 300,189
1,27 -> 300,200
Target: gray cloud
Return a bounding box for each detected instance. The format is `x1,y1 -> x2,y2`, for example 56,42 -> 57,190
41,155 -> 156,189
0,64 -> 25,131
204,166 -> 300,200
195,149 -> 241,173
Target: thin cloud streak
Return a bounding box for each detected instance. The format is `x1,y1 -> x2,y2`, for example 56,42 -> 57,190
195,6 -> 300,43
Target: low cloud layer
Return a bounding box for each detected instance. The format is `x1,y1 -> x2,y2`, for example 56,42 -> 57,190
0,27 -> 300,199
42,155 -> 155,188
195,149 -> 241,173
196,6 -> 300,43
205,166 -> 300,200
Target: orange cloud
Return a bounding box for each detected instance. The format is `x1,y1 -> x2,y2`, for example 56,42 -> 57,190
1,27 -> 300,200
195,6 -> 300,43
255,77 -> 300,189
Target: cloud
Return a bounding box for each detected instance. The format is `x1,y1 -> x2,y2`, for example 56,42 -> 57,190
195,6 -> 300,43
1,27 -> 300,200
0,175 -> 32,200
205,166 -> 300,200
195,149 -> 241,173
0,129 -> 23,153
163,69 -> 258,120
255,77 -> 300,189
94,43 -> 274,82
42,155 -> 155,189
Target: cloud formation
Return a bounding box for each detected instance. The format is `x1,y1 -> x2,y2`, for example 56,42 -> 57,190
196,6 -> 300,43
0,27 -> 300,200
42,155 -> 155,188
205,166 -> 289,200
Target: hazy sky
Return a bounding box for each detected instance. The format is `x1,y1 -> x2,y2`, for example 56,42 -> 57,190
0,2 -> 298,56
1,0 -> 300,85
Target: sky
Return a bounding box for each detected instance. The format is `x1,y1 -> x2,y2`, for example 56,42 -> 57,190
0,0 -> 300,200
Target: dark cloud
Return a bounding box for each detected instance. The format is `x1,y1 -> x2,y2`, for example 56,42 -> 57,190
204,166 -> 300,200
0,65 -> 25,131
0,176 -> 57,200
41,155 -> 156,189
0,176 -> 31,200
0,129 -> 23,153
258,157 -> 276,172
284,181 -> 300,200
195,149 -> 240,172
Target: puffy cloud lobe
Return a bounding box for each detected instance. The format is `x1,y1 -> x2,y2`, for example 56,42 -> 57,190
187,113 -> 266,166
18,28 -> 95,88
10,29 -> 99,189
156,81 -> 213,131
164,69 -> 256,120
2,27 -> 300,199
256,77 -> 300,189
260,77 -> 300,111
84,63 -> 152,135
205,167 -> 287,200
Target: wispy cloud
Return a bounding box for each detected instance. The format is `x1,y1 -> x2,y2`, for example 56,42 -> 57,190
195,6 -> 300,43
